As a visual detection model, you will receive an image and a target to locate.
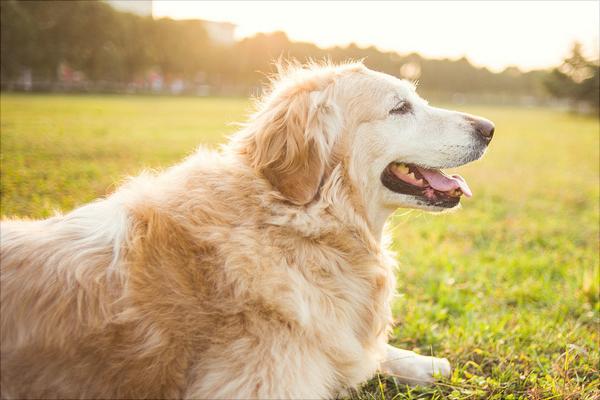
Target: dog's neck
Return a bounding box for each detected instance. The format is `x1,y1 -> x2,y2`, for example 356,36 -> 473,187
326,163 -> 393,242
317,165 -> 386,250
259,164 -> 383,256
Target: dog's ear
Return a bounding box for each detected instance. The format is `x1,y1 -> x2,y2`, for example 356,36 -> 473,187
241,86 -> 340,205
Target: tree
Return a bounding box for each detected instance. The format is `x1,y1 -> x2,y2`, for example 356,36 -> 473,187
0,1 -> 38,80
544,42 -> 600,111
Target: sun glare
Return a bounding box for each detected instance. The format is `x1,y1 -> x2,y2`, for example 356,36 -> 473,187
153,0 -> 599,72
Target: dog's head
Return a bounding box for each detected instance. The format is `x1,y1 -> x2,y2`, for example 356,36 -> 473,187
232,62 -> 494,225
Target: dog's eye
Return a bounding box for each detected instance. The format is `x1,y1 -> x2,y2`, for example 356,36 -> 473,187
390,101 -> 412,115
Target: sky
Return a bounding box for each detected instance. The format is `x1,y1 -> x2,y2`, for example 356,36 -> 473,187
153,1 -> 599,73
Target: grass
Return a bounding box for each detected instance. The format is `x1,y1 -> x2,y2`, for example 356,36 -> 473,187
1,93 -> 599,399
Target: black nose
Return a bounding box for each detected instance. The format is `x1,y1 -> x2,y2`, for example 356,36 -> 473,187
465,115 -> 495,142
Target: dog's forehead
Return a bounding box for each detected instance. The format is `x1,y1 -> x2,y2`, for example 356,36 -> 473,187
361,69 -> 418,99
334,68 -> 424,122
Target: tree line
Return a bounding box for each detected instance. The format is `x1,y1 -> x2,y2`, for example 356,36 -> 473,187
1,0 -> 597,109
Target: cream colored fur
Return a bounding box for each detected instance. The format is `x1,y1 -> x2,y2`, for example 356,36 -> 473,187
0,62 -> 493,399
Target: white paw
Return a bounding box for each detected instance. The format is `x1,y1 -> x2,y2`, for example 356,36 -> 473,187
380,348 -> 451,386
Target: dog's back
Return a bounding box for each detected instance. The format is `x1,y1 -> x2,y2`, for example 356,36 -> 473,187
0,200 -> 148,398
2,190 -> 215,398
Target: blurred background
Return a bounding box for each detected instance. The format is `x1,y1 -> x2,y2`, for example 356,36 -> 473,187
0,1 -> 599,399
1,0 -> 598,112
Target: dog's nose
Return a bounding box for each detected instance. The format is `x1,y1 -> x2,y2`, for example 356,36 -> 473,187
476,118 -> 495,140
465,115 -> 495,142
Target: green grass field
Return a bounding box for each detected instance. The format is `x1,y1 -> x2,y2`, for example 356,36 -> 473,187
1,93 -> 599,399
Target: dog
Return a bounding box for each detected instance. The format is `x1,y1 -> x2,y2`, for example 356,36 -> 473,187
0,62 -> 494,399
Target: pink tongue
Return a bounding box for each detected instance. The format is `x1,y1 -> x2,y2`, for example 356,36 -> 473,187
415,166 -> 472,197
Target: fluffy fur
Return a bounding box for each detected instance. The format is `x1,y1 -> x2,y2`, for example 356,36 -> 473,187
1,62 -> 492,399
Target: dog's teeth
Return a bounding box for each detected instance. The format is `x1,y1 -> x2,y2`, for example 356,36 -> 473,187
394,164 -> 409,175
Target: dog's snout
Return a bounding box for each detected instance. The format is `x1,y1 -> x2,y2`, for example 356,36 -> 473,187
465,115 -> 495,142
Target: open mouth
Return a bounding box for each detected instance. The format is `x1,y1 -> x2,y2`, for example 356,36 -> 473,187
381,162 -> 472,208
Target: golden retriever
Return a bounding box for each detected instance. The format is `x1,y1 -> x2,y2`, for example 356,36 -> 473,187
0,62 -> 494,399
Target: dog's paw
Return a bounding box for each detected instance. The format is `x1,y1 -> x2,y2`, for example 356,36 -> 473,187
381,349 -> 451,386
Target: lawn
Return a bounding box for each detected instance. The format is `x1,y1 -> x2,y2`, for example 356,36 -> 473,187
1,93 -> 598,399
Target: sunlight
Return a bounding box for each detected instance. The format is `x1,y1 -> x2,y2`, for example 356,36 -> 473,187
153,0 -> 599,72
